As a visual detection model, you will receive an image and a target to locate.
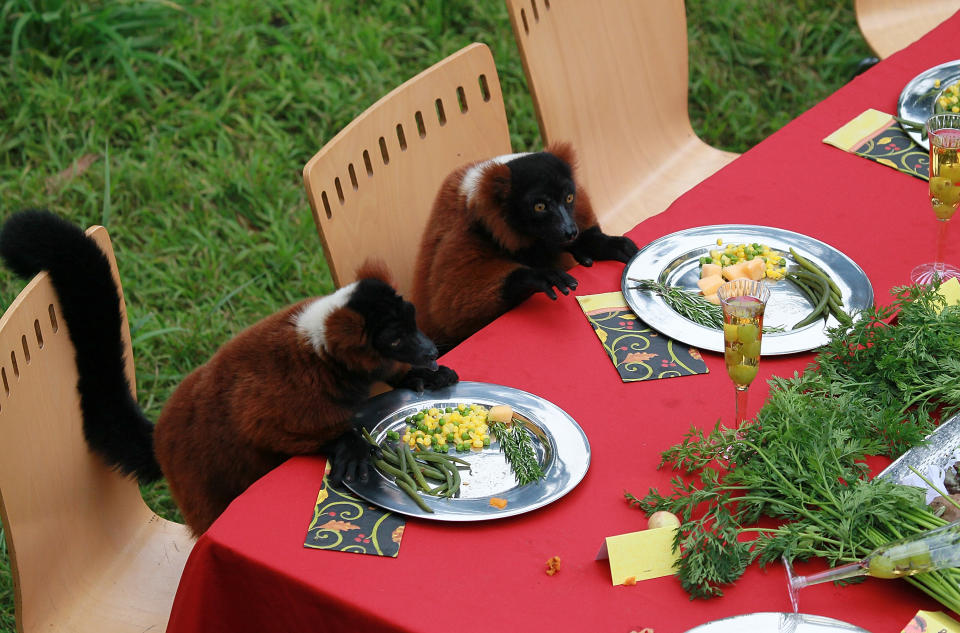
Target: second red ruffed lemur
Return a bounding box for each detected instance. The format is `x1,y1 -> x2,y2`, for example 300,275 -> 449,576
413,142 -> 639,351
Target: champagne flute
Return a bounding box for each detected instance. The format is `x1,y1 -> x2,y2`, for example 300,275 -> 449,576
717,279 -> 771,425
911,113 -> 960,284
783,520 -> 960,613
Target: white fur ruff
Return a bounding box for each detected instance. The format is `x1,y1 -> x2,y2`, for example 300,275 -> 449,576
459,152 -> 530,205
293,282 -> 357,354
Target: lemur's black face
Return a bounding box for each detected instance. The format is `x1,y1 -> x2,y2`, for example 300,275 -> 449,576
350,279 -> 439,369
506,152 -> 579,245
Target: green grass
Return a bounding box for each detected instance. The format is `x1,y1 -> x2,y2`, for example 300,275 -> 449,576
0,0 -> 872,629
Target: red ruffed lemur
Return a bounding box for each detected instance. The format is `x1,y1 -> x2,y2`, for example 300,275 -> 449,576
412,142 -> 639,351
0,210 -> 458,535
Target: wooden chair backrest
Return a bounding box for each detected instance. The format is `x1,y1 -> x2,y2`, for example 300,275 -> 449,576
504,0 -> 738,236
0,226 -> 192,633
303,43 -> 513,299
854,0 -> 959,59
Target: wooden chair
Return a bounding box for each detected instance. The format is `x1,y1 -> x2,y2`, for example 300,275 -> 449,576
854,0 -> 960,59
504,0 -> 739,236
303,43 -> 513,300
0,226 -> 194,633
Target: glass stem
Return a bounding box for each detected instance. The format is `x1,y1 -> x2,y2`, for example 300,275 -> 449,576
934,218 -> 950,273
735,385 -> 749,425
790,560 -> 867,589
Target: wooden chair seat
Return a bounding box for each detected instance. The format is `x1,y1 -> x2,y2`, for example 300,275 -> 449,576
0,226 -> 194,633
505,0 -> 739,236
855,0 -> 960,59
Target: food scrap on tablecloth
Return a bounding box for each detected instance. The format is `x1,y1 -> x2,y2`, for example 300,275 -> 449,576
545,555 -> 561,576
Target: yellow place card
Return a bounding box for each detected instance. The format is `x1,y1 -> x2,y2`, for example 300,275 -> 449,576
900,610 -> 960,633
936,277 -> 960,313
596,527 -> 680,585
823,108 -> 895,152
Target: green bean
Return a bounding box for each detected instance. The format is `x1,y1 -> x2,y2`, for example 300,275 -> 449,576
374,459 -> 417,490
397,440 -> 406,472
414,463 -> 447,481
790,248 -> 843,302
787,273 -> 820,306
828,293 -> 853,326
396,478 -> 434,513
788,271 -> 830,329
428,482 -> 448,496
402,443 -> 431,491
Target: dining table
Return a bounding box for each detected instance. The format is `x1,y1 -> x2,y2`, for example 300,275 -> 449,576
166,10 -> 960,633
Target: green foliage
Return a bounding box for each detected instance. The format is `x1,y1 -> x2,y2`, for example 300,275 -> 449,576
0,0 -> 873,628
628,281 -> 960,605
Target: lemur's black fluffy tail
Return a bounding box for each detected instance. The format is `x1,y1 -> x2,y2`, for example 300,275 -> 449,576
0,209 -> 161,483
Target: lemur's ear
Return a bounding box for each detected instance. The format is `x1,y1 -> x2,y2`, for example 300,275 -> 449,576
355,258 -> 393,285
478,162 -> 512,205
546,141 -> 577,171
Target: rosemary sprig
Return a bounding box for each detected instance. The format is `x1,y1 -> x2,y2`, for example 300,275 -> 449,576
628,278 -> 724,329
629,278 -> 785,332
490,420 -> 545,485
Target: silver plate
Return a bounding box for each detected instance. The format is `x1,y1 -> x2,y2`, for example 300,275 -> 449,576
897,59 -> 960,150
343,381 -> 590,521
621,225 -> 874,355
684,612 -> 871,633
878,412 -> 960,485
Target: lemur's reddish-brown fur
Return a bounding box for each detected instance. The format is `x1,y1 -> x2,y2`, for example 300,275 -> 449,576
413,143 -> 604,349
0,212 -> 457,539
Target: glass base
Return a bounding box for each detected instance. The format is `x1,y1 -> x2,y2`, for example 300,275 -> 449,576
910,262 -> 960,285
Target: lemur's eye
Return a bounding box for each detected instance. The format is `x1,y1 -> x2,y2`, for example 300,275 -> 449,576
389,339 -> 402,348
534,202 -> 546,212
566,193 -> 574,203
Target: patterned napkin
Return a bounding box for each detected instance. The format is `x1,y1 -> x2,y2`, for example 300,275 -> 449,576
304,462 -> 405,557
576,292 -> 709,382
823,108 -> 929,180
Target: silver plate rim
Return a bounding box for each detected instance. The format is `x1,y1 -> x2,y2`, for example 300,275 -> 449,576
342,381 -> 591,521
620,224 -> 874,355
683,612 -> 871,633
897,58 -> 960,150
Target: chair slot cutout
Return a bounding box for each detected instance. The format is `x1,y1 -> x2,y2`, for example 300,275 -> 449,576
334,177 -> 345,204
2,367 -> 8,395
396,124 -> 408,151
531,0 -> 540,22
10,350 -> 18,378
415,111 -> 426,138
363,149 -> 374,176
479,74 -> 491,102
20,335 -> 30,363
348,163 -> 359,190
48,303 -> 58,333
321,190 -> 332,219
379,136 -> 390,164
520,8 -> 529,33
435,98 -> 447,126
34,319 -> 43,348
457,86 -> 468,113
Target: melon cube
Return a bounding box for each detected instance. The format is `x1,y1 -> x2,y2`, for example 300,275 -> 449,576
697,274 -> 725,296
744,257 -> 766,281
701,263 -> 722,279
704,293 -> 721,305
721,261 -> 749,280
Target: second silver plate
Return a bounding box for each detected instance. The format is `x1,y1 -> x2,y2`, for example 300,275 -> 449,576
898,58 -> 960,150
621,225 -> 874,355
344,381 -> 590,521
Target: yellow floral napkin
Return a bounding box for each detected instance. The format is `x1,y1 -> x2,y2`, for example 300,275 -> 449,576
576,292 -> 708,382
304,462 -> 405,557
823,109 -> 929,180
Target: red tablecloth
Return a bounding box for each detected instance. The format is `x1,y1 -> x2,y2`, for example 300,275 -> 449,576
168,14 -> 960,633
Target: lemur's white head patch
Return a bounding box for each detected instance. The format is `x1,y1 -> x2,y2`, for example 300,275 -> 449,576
459,152 -> 530,206
294,282 -> 357,354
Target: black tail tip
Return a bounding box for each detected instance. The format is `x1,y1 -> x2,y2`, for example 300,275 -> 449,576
0,209 -> 87,279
